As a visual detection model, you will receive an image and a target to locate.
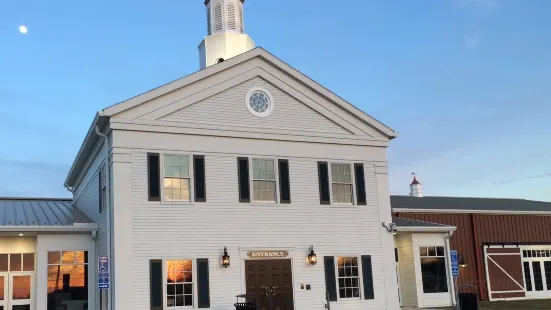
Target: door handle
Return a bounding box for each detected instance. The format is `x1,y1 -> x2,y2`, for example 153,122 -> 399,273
264,287 -> 269,296
271,287 -> 276,296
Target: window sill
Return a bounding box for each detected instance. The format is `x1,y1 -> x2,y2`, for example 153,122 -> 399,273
330,203 -> 357,208
160,200 -> 194,205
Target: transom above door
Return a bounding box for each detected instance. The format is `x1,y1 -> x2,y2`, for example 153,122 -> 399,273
245,259 -> 294,310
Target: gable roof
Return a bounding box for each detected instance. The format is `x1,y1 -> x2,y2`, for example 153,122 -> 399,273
391,195 -> 551,214
65,47 -> 397,188
0,197 -> 96,232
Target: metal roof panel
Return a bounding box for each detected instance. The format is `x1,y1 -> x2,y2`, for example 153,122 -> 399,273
0,198 -> 94,227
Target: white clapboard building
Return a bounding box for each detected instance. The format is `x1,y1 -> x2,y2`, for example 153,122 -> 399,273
0,1 -> 407,310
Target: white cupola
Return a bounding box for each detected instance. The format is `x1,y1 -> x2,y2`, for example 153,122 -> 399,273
199,0 -> 256,69
409,175 -> 424,198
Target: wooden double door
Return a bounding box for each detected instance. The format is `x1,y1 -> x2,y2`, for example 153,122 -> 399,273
245,260 -> 294,310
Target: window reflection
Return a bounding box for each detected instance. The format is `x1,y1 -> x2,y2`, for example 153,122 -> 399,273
12,276 -> 31,300
0,275 -> 4,300
10,254 -> 22,272
0,254 -> 7,272
46,251 -> 88,310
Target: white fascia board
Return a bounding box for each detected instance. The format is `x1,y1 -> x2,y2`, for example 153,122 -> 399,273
0,223 -> 98,233
392,208 -> 551,215
396,226 -> 457,233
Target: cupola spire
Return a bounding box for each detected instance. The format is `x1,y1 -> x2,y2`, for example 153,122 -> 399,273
409,173 -> 424,197
199,0 -> 255,69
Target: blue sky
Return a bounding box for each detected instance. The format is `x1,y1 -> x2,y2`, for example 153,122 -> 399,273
1,0 -> 550,201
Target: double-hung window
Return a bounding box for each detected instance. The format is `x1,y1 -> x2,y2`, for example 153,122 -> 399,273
163,155 -> 191,201
337,256 -> 361,299
165,259 -> 194,308
252,158 -> 276,202
331,163 -> 354,204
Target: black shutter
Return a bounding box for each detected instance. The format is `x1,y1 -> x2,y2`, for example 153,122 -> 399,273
148,153 -> 161,201
318,162 -> 330,204
197,258 -> 210,308
361,255 -> 374,299
278,159 -> 291,204
237,157 -> 250,202
194,155 -> 206,202
98,168 -> 103,213
354,163 -> 367,205
150,259 -> 163,310
324,256 -> 337,301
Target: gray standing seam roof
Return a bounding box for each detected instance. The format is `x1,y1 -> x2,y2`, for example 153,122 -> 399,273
391,195 -> 551,212
0,198 -> 93,226
393,216 -> 454,228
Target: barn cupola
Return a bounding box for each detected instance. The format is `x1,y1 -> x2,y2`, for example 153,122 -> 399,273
409,174 -> 424,198
199,0 -> 256,69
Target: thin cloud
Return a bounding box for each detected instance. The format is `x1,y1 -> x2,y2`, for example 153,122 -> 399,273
493,173 -> 551,185
0,158 -> 69,173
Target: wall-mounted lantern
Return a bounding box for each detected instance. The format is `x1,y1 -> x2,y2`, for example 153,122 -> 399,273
221,246 -> 230,268
307,246 -> 317,265
458,254 -> 468,268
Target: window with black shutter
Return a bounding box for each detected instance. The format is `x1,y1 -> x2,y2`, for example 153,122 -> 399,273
194,155 -> 206,202
237,157 -> 250,202
278,159 -> 291,204
361,255 -> 375,299
318,162 -> 330,204
197,258 -> 210,308
324,256 -> 337,301
150,259 -> 163,310
148,153 -> 161,201
354,163 -> 367,205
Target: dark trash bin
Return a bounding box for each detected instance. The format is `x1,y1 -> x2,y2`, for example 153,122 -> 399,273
458,292 -> 478,310
234,294 -> 257,310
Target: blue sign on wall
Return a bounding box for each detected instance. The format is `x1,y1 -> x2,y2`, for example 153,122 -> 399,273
450,250 -> 459,277
98,256 -> 110,289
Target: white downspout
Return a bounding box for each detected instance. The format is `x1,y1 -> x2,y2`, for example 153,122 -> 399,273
445,231 -> 456,307
95,125 -> 112,310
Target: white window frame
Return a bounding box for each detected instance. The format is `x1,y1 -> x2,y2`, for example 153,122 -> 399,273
161,154 -> 195,203
419,245 -> 449,294
163,258 -> 196,310
328,162 -> 356,206
249,157 -> 279,203
334,255 -> 363,301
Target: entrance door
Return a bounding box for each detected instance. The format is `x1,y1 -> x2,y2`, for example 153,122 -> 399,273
245,260 -> 294,310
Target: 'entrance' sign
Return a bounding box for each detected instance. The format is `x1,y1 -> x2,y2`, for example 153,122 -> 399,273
247,251 -> 289,258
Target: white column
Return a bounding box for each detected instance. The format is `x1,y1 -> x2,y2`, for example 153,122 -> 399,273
375,163 -> 400,310
111,151 -> 134,310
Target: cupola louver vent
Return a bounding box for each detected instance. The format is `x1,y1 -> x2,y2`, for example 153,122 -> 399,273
227,3 -> 236,30
214,3 -> 223,31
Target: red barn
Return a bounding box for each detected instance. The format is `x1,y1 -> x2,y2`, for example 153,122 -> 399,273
392,194 -> 551,304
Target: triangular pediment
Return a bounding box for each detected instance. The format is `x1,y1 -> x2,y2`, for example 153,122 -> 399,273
102,48 -> 397,141
156,76 -> 352,135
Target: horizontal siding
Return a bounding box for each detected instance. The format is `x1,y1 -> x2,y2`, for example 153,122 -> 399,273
129,151 -> 389,310
73,143 -> 108,308
395,234 -> 417,308
159,77 -> 351,135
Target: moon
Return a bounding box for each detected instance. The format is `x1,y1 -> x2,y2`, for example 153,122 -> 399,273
19,26 -> 28,34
